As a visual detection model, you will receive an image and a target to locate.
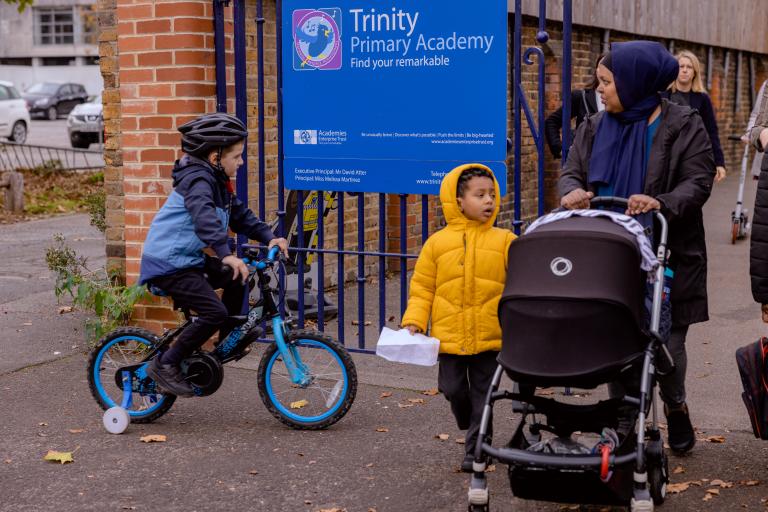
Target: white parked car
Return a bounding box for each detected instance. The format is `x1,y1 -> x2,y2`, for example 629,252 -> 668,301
67,95 -> 103,149
0,80 -> 30,144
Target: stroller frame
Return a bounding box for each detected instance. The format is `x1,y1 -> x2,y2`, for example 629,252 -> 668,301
468,198 -> 672,512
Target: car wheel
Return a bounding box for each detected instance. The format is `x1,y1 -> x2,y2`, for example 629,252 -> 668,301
47,106 -> 58,121
70,133 -> 90,149
9,121 -> 27,144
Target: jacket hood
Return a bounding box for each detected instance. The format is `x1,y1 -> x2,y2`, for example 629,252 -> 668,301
172,154 -> 227,188
439,163 -> 501,229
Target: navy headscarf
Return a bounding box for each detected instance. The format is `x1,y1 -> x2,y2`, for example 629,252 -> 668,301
588,41 -> 679,198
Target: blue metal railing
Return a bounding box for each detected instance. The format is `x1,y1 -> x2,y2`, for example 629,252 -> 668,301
213,0 -> 572,353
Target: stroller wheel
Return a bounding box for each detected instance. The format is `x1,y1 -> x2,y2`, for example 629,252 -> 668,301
648,450 -> 669,505
468,504 -> 489,512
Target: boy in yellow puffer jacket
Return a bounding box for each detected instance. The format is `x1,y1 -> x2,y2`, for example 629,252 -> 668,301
402,164 -> 515,472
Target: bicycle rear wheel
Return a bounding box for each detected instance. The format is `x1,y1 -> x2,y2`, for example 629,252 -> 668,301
257,330 -> 357,429
87,327 -> 175,423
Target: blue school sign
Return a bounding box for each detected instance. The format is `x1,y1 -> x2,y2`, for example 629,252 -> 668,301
281,1 -> 508,195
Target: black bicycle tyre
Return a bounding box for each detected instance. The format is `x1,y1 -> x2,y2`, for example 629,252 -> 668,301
87,326 -> 176,424
257,329 -> 357,430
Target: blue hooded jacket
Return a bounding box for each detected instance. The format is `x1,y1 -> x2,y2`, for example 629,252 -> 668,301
139,155 -> 275,285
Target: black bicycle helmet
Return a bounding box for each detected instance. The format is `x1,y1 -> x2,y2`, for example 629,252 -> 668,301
178,112 -> 248,158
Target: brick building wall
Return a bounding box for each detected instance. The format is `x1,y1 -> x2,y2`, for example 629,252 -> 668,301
101,5 -> 768,332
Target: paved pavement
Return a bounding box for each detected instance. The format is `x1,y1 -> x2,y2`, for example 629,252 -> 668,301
2,168 -> 768,511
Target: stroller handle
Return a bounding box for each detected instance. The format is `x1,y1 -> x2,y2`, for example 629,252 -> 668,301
588,196 -> 668,245
727,134 -> 745,142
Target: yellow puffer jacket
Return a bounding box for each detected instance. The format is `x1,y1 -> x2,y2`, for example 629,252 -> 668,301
401,164 -> 516,355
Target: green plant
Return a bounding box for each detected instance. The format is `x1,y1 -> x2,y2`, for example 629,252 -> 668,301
46,234 -> 149,344
85,189 -> 106,233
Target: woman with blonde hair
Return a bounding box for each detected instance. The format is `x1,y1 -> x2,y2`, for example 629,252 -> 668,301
663,50 -> 726,182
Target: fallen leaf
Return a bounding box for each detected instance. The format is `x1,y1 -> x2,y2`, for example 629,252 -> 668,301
537,388 -> 555,396
140,434 -> 167,443
3,459 -> 11,464
485,464 -> 496,473
397,403 -> 414,408
249,470 -> 259,475
703,494 -> 713,502
43,450 -> 73,464
22,322 -> 32,326
375,427 -> 389,433
407,398 -> 425,404
703,435 -> 726,443
388,316 -> 395,322
421,388 -> 439,396
366,463 -> 374,468
304,500 -> 312,505
58,306 -> 73,314
317,508 -> 346,512
740,480 -> 760,486
436,433 -> 450,441
68,429 -> 84,434
290,399 -> 309,409
455,438 -> 465,444
673,465 -> 685,474
706,488 -> 720,495
368,508 -> 377,512
667,482 -> 693,494
38,422 -> 48,427
380,392 -> 392,398
121,507 -> 136,511
710,479 -> 733,488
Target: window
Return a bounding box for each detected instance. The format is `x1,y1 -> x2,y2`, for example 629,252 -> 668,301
83,56 -> 99,65
0,87 -> 9,101
7,86 -> 20,99
26,83 -> 60,95
41,57 -> 76,66
0,58 -> 33,66
35,7 -> 74,45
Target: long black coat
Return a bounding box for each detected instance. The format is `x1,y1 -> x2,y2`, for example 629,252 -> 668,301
544,88 -> 599,159
559,99 -> 716,326
750,154 -> 768,304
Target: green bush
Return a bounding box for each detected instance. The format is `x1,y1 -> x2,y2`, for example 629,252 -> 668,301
46,234 -> 148,345
85,190 -> 106,233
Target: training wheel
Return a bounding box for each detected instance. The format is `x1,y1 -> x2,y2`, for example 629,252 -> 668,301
103,406 -> 130,434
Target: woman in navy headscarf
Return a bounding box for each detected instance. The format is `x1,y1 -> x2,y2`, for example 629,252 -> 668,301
559,41 -> 716,454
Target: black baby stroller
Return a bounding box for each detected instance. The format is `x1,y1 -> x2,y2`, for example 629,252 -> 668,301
467,197 -> 674,512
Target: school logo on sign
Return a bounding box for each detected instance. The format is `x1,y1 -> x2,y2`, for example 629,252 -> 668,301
292,8 -> 342,70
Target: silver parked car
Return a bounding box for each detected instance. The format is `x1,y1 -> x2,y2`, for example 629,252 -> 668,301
67,95 -> 103,149
0,80 -> 30,144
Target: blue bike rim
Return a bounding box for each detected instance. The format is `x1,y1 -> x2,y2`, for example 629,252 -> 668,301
265,338 -> 348,423
93,335 -> 168,418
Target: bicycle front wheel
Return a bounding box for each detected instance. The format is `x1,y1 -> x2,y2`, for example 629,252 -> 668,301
257,330 -> 357,430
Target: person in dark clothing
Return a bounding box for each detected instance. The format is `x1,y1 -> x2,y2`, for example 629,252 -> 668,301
139,113 -> 289,396
544,53 -> 604,159
663,50 -> 726,183
559,41 -> 716,454
748,85 -> 768,320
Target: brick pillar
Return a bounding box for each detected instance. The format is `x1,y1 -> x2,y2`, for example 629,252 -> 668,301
109,0 -> 234,332
98,0 -> 123,278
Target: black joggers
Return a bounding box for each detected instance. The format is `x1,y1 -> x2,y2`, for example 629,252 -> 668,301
150,257 -> 246,366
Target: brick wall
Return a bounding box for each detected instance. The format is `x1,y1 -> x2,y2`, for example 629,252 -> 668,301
102,5 -> 768,332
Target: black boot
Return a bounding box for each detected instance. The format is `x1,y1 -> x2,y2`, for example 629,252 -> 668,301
146,357 -> 194,397
665,402 -> 695,453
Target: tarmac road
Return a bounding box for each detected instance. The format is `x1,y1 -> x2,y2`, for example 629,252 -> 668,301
2,166 -> 768,511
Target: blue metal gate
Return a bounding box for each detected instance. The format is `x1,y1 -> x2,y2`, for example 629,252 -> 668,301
212,0 -> 572,354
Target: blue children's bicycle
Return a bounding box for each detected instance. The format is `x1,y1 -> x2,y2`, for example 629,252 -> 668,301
87,246 -> 357,433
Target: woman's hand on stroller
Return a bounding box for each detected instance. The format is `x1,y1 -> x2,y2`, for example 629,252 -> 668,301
560,188 -> 594,210
626,194 -> 660,216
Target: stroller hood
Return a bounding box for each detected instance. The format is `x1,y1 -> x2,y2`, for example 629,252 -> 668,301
736,337 -> 768,439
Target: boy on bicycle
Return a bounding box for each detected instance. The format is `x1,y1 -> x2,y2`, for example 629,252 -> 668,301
401,164 -> 515,472
139,112 -> 288,397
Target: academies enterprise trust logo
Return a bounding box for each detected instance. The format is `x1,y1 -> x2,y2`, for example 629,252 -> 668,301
292,8 -> 342,70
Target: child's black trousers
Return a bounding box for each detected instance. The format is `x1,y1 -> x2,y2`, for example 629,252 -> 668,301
150,256 -> 246,366
438,350 -> 499,455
